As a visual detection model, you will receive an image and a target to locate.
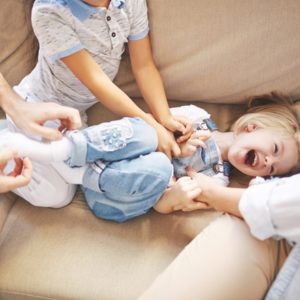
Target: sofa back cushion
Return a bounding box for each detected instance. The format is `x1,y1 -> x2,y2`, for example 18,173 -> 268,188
0,0 -> 37,86
115,0 -> 300,103
1,0 -> 299,104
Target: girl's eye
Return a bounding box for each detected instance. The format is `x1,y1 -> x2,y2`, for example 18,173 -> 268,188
274,144 -> 278,154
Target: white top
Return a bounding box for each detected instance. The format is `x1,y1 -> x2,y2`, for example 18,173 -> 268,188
239,174 -> 300,245
14,0 -> 149,117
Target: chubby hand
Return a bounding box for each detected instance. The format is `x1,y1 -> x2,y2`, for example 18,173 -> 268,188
171,177 -> 210,211
186,166 -> 219,206
155,123 -> 181,159
0,149 -> 32,193
154,176 -> 209,214
180,130 -> 212,157
162,115 -> 193,143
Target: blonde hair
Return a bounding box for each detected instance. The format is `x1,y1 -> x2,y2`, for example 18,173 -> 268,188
231,92 -> 300,176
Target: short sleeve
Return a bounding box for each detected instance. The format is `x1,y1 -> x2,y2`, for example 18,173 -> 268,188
32,3 -> 83,62
128,0 -> 149,41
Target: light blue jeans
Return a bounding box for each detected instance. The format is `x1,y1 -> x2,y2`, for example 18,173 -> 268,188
67,117 -> 173,223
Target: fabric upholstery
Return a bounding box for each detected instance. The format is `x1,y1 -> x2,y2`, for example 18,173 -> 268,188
0,0 -> 299,299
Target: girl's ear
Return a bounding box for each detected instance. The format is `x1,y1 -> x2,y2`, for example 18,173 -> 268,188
244,123 -> 257,132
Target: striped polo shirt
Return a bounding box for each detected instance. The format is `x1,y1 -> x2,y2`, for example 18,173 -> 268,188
15,0 -> 149,117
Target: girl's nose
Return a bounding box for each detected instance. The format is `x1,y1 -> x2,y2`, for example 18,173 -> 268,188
264,156 -> 272,166
265,155 -> 276,167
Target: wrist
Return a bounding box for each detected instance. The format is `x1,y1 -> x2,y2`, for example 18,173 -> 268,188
0,80 -> 22,116
157,112 -> 172,128
204,184 -> 224,210
211,186 -> 244,217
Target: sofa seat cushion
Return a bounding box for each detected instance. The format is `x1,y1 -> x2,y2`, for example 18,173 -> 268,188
0,191 -> 221,300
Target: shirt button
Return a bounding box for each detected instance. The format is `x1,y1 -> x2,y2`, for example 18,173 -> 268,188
106,16 -> 111,21
111,32 -> 116,37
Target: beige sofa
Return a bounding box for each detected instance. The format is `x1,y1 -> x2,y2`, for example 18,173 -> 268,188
1,1 -> 300,299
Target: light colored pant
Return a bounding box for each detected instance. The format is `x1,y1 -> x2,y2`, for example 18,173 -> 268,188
139,214 -> 289,300
10,117 -> 173,222
67,117 -> 173,223
7,118 -> 77,208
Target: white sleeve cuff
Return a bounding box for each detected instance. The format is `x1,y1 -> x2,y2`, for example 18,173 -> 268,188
239,180 -> 279,240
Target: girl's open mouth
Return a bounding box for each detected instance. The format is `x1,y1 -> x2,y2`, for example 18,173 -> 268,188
245,150 -> 258,167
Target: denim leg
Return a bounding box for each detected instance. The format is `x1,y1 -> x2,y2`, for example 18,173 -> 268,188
67,118 -> 157,167
82,152 -> 173,223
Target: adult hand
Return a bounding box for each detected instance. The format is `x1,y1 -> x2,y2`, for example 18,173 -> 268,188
0,149 -> 32,193
0,72 -> 82,140
171,176 -> 210,212
186,167 -> 219,206
187,167 -> 245,217
154,176 -> 207,214
12,101 -> 82,140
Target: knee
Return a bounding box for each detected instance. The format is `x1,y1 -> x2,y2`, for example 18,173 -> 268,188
138,152 -> 173,191
128,118 -> 158,152
50,184 -> 77,208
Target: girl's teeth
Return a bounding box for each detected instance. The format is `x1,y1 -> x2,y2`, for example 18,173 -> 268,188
252,154 -> 257,166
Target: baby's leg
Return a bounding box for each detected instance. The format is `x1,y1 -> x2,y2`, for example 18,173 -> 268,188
0,130 -> 72,162
4,119 -> 76,207
13,161 -> 76,208
82,152 -> 173,222
67,117 -> 158,167
0,118 -> 157,166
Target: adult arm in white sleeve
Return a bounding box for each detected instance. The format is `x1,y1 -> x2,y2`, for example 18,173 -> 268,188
239,174 -> 300,244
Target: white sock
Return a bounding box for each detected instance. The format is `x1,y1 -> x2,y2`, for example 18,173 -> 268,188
0,131 -> 72,162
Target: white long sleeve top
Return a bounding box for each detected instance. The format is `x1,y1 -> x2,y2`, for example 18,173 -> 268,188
239,174 -> 300,300
239,174 -> 300,245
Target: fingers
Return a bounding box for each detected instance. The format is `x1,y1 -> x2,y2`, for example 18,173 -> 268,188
20,157 -> 33,182
187,137 -> 206,149
181,202 -> 211,212
186,166 -> 197,178
0,149 -> 16,165
176,119 -> 193,143
8,158 -> 23,176
56,108 -> 82,130
171,142 -> 181,158
174,201 -> 210,212
0,157 -> 32,193
25,103 -> 82,141
42,103 -> 82,130
167,116 -> 187,133
29,123 -> 64,141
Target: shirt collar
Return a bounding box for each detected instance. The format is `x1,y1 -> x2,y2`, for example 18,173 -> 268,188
111,0 -> 125,8
66,0 -> 126,21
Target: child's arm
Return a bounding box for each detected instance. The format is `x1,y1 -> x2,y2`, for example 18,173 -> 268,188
128,36 -> 187,132
128,36 -> 193,156
61,49 -> 180,158
186,168 -> 244,217
154,176 -> 209,214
